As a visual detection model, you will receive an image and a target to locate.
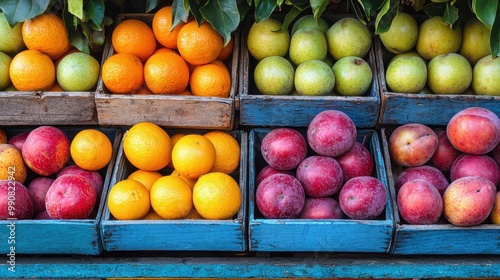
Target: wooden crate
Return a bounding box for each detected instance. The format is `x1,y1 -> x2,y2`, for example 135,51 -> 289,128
380,128 -> 500,255
375,36 -> 500,126
100,129 -> 248,252
0,126 -> 122,255
248,128 -> 395,252
238,15 -> 381,128
0,90 -> 98,125
95,14 -> 238,130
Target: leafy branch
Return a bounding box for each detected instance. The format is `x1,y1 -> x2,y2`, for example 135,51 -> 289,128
351,0 -> 499,57
0,0 -> 112,54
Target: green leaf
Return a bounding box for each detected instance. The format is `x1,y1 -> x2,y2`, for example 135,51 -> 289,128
422,2 -> 446,17
200,0 -> 240,45
0,0 -> 50,26
490,1 -> 500,56
86,0 -> 105,27
68,0 -> 84,21
172,0 -> 190,29
356,0 -> 385,20
310,0 -> 329,19
62,5 -> 90,54
442,2 -> 459,26
349,0 -> 368,24
472,0 -> 497,28
145,0 -> 163,13
254,0 -> 277,22
375,0 -> 399,34
187,0 -> 204,24
410,0 -> 426,11
282,5 -> 305,31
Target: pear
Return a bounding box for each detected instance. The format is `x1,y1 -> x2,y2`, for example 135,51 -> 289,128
332,56 -> 372,96
326,17 -> 372,61
289,27 -> 327,65
380,12 -> 418,54
294,60 -> 335,96
416,16 -> 462,61
427,53 -> 472,94
460,18 -> 491,65
386,55 -> 427,93
472,55 -> 500,96
247,18 -> 290,61
254,56 -> 295,95
291,15 -> 329,35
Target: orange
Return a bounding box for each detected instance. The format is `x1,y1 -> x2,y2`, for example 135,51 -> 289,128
150,175 -> 192,219
190,63 -> 231,97
210,59 -> 229,71
144,51 -> 189,94
123,122 -> 172,171
153,47 -> 175,54
0,143 -> 28,183
217,37 -> 234,61
102,53 -> 144,94
177,21 -> 223,65
48,82 -> 64,92
70,129 -> 113,171
0,129 -> 6,144
107,179 -> 150,220
170,169 -> 197,189
166,133 -> 185,169
204,131 -> 240,174
184,207 -> 204,219
143,209 -> 163,220
10,49 -> 55,91
171,134 -> 216,179
152,6 -> 186,49
111,19 -> 156,62
22,13 -> 71,60
127,169 -> 163,191
135,84 -> 153,94
192,172 -> 241,220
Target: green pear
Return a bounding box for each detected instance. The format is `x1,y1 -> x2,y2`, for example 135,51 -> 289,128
460,18 -> 491,65
388,51 -> 427,65
472,55 -> 500,96
386,55 -> 427,93
291,15 -> 329,35
0,51 -> 12,90
294,60 -> 335,96
0,13 -> 25,55
326,17 -> 372,61
289,27 -> 327,65
254,56 -> 295,95
416,16 -> 462,61
380,12 -> 418,54
427,53 -> 472,94
332,56 -> 372,96
247,18 -> 290,61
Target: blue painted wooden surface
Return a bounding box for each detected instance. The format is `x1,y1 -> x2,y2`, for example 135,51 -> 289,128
238,16 -> 381,129
100,130 -> 248,252
380,128 -> 500,255
0,127 -> 122,255
375,38 -> 500,126
248,129 -> 395,252
3,254 -> 500,278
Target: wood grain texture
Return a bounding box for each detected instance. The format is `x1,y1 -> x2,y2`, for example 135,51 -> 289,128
248,129 -> 395,252
380,128 -> 500,255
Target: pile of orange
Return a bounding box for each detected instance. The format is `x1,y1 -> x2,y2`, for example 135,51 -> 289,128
2,12 -> 99,92
107,122 -> 242,221
101,6 -> 233,97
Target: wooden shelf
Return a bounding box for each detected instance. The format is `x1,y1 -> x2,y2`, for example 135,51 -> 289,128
3,253 -> 500,278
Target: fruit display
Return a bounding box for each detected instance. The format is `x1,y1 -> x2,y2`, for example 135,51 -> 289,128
383,106 -> 500,255
248,110 -> 394,252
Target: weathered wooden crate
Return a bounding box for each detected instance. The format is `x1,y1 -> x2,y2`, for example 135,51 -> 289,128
100,129 -> 248,252
238,15 -> 380,128
0,126 -> 122,255
0,90 -> 98,125
248,128 -> 395,252
375,36 -> 500,126
95,14 -> 238,130
380,128 -> 500,255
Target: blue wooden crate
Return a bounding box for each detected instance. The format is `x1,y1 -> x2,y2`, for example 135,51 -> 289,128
0,126 -> 122,255
375,37 -> 500,126
238,15 -> 380,129
248,128 -> 395,252
380,128 -> 500,255
100,130 -> 248,252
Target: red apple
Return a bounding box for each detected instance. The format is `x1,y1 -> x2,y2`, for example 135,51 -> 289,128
35,210 -> 53,220
446,107 -> 500,155
443,176 -> 496,226
339,176 -> 387,220
0,180 -> 34,219
296,155 -> 343,197
491,143 -> 500,167
58,165 -> 103,197
261,128 -> 307,170
22,126 -> 70,176
430,130 -> 462,174
395,165 -> 449,195
388,123 -> 439,167
335,142 -> 374,182
45,174 -> 97,219
8,132 -> 29,151
450,154 -> 500,187
307,110 -> 357,157
491,191 -> 500,224
256,173 -> 305,219
28,177 -> 55,214
299,197 -> 345,219
397,179 -> 443,225
256,165 -> 295,187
